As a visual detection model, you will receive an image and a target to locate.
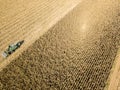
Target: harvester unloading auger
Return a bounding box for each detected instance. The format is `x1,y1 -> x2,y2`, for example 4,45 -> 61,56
2,40 -> 24,58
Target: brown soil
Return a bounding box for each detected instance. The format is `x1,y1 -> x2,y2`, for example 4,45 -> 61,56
0,0 -> 120,90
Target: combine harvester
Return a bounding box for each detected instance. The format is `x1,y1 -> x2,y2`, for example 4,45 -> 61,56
2,40 -> 24,58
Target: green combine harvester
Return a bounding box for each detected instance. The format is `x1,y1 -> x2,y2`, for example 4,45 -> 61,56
2,40 -> 24,58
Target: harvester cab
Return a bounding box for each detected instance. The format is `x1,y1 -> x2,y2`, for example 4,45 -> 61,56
2,40 -> 24,58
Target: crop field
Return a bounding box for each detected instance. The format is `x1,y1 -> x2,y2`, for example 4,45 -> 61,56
0,0 -> 81,69
0,0 -> 120,90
